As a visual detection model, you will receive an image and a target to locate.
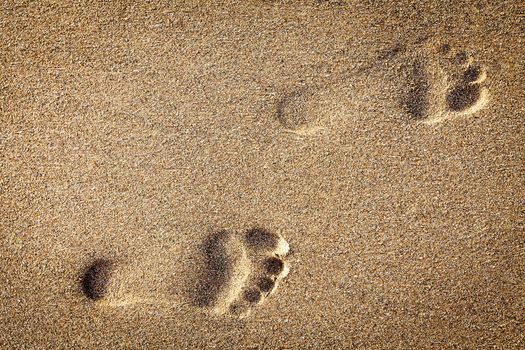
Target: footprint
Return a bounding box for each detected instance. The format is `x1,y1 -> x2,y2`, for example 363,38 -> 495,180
196,227 -> 290,318
446,60 -> 489,114
273,41 -> 490,133
402,44 -> 490,124
80,227 -> 291,319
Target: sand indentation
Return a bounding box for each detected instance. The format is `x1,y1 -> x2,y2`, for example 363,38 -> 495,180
79,256 -> 180,309
276,88 -> 328,136
244,289 -> 262,304
447,83 -> 482,111
245,227 -> 290,256
446,62 -> 488,114
79,229 -> 290,319
196,227 -> 291,318
401,45 -> 489,124
257,277 -> 276,294
80,259 -> 114,301
403,60 -> 431,120
264,256 -> 286,275
195,230 -> 251,313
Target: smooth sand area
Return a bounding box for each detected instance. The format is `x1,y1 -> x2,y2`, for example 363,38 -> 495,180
1,1 -> 524,349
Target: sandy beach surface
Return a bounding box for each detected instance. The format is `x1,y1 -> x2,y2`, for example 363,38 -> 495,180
1,1 -> 524,349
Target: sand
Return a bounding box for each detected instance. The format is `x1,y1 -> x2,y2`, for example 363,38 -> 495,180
1,1 -> 524,349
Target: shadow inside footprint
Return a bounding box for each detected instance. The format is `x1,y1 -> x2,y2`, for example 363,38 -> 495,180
80,259 -> 114,301
276,88 -> 317,130
264,256 -> 285,275
463,65 -> 482,83
245,227 -> 278,250
194,230 -> 251,313
194,231 -> 233,308
257,277 -> 276,294
244,289 -> 262,304
403,60 -> 430,120
447,83 -> 481,112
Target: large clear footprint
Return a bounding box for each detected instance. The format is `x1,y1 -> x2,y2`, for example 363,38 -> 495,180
79,227 -> 291,319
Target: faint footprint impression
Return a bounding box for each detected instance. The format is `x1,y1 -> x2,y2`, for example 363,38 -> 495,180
402,44 -> 489,124
195,227 -> 290,318
79,227 -> 291,319
275,86 -> 332,137
274,41 -> 491,134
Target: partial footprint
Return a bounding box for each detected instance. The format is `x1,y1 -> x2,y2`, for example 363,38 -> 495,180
403,60 -> 431,120
446,58 -> 489,114
79,253 -> 185,309
194,230 -> 251,313
275,87 -> 330,137
402,44 -> 490,124
196,227 -> 290,318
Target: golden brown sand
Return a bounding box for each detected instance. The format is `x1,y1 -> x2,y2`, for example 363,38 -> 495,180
1,1 -> 524,349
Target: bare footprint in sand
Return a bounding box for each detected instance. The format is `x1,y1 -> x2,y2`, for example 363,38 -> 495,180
79,228 -> 290,319
273,41 -> 490,136
402,44 -> 490,124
